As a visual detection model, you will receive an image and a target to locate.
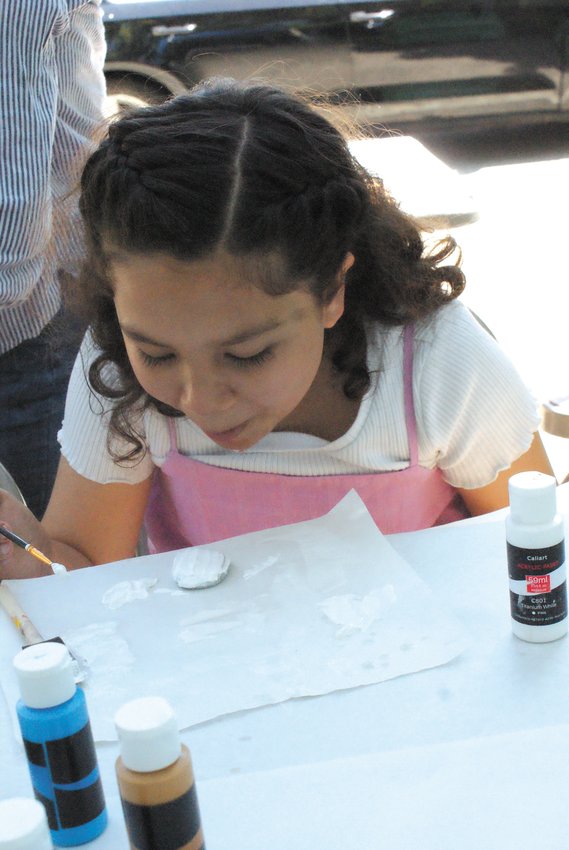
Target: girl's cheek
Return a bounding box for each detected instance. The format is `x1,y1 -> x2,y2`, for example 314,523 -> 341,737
133,369 -> 172,404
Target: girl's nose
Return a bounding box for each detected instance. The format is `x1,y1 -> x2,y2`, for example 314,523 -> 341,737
179,371 -> 235,417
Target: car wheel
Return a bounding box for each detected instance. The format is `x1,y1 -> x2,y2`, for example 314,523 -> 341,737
104,75 -> 170,118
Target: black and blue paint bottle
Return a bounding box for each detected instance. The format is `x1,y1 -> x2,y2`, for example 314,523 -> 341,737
13,642 -> 107,846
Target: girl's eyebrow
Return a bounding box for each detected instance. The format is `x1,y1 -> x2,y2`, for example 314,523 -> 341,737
221,319 -> 283,345
119,319 -> 285,349
120,326 -> 171,347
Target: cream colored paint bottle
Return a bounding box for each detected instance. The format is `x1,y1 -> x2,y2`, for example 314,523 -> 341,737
114,697 -> 205,850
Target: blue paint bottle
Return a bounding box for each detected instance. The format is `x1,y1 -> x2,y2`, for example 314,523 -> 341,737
13,642 -> 107,846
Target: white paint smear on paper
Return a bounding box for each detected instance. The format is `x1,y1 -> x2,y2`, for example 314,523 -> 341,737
180,607 -> 238,626
179,620 -> 243,643
101,578 -> 158,609
63,621 -> 135,671
319,586 -> 397,636
177,605 -> 267,644
243,556 -> 278,580
61,621 -> 136,714
178,606 -> 242,644
155,588 -> 186,596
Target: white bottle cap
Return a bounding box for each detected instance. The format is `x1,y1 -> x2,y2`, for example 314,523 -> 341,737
114,696 -> 182,773
13,643 -> 75,709
0,797 -> 53,849
508,471 -> 558,525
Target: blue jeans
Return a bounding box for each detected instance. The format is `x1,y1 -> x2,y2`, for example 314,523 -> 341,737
0,313 -> 82,519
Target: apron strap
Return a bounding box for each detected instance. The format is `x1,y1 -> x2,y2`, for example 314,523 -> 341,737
167,417 -> 178,452
403,323 -> 419,467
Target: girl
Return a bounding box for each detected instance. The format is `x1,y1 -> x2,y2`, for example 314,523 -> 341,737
0,78 -> 552,577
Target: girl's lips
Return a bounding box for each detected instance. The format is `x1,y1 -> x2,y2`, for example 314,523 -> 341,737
204,420 -> 250,446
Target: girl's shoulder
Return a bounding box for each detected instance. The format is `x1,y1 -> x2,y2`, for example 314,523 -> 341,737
415,298 -> 486,337
367,299 -> 491,369
410,298 -> 536,412
413,299 -> 500,364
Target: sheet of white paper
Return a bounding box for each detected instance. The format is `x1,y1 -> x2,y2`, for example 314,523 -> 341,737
0,491 -> 468,741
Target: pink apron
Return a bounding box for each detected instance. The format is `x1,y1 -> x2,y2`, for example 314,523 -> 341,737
145,325 -> 469,553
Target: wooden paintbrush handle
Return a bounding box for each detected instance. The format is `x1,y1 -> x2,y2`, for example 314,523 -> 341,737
0,584 -> 44,644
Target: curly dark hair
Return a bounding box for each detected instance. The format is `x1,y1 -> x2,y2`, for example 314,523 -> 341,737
78,77 -> 465,462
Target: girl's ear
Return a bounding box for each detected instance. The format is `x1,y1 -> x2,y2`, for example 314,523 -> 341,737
322,252 -> 354,329
339,252 -> 356,277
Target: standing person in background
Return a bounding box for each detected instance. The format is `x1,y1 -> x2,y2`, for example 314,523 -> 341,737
0,0 -> 107,518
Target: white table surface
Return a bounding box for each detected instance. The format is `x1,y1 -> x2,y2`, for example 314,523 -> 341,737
2,484 -> 569,849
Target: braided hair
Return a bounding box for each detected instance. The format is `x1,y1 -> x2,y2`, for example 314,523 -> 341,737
78,77 -> 465,461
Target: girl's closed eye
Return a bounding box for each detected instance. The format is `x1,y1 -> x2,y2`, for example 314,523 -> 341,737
139,350 -> 176,368
227,347 -> 274,368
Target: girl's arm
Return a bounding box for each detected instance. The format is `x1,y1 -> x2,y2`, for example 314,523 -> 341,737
0,458 -> 153,578
457,432 -> 554,517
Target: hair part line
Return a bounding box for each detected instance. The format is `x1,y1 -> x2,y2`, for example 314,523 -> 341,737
218,117 -> 250,248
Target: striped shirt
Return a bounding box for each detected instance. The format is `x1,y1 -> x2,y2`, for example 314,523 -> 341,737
0,0 -> 106,353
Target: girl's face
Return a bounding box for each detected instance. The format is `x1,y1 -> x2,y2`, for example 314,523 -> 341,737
111,250 -> 348,451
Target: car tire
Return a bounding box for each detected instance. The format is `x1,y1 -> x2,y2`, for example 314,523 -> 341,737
104,75 -> 171,118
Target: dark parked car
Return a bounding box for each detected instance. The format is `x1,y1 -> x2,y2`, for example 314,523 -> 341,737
102,0 -> 569,131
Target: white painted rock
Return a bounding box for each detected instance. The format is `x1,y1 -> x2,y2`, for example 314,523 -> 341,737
172,549 -> 230,589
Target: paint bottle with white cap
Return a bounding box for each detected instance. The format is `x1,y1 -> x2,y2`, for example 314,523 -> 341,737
506,470 -> 567,642
114,696 -> 205,850
13,642 -> 107,846
0,797 -> 54,849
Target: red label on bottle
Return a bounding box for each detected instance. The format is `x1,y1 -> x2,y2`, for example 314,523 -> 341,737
526,575 -> 550,593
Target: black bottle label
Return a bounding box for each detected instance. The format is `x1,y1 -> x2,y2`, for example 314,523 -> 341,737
22,720 -> 106,831
120,784 -> 204,850
507,540 -> 567,626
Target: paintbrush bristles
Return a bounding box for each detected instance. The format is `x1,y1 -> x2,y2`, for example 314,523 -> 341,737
26,546 -> 53,568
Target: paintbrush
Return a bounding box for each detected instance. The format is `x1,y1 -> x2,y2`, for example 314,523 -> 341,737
0,526 -> 67,575
0,583 -> 88,683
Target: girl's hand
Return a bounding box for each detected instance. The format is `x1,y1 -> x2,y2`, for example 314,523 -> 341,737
0,490 -> 53,578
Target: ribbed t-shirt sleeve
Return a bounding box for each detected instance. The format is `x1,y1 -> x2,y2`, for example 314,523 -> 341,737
58,335 -> 154,484
414,301 -> 541,489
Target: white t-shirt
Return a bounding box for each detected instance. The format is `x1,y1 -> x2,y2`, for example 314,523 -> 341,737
58,300 -> 540,490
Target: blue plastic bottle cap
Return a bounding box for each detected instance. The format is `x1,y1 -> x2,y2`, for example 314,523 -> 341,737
13,643 -> 75,709
0,797 -> 53,849
114,696 -> 181,772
